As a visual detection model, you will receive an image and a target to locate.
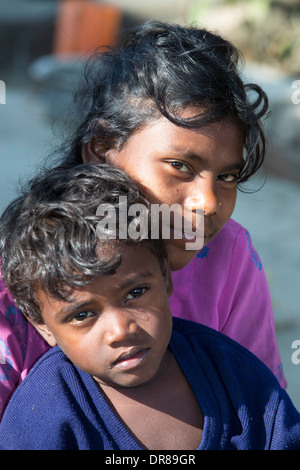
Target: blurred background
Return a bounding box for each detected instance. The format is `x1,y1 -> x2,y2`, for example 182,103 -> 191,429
0,0 -> 300,408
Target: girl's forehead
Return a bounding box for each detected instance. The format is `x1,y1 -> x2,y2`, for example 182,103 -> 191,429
126,113 -> 244,148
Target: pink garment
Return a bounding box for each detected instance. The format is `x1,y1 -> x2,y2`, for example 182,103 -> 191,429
0,218 -> 286,419
0,278 -> 50,419
170,218 -> 286,388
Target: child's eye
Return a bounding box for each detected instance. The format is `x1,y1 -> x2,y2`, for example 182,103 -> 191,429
70,311 -> 95,324
125,287 -> 148,302
168,161 -> 191,174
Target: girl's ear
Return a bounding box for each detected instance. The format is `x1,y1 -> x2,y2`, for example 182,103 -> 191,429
82,139 -> 106,164
24,314 -> 57,347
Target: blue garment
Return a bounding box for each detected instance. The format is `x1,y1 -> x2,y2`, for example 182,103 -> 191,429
0,318 -> 299,450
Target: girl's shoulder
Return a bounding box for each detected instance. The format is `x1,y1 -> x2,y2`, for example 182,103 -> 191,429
208,218 -> 249,250
193,218 -> 258,265
0,273 -> 27,366
0,269 -> 50,420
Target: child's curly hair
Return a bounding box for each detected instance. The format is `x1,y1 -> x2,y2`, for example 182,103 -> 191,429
0,164 -> 166,324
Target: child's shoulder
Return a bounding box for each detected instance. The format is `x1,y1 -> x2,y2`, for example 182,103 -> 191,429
2,346 -> 85,419
171,317 -> 278,384
171,318 -> 300,450
0,347 -> 101,449
0,346 -> 92,427
5,346 -> 72,401
25,344 -> 68,373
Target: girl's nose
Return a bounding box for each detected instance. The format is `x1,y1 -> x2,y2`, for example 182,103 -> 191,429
185,178 -> 220,217
104,310 -> 138,346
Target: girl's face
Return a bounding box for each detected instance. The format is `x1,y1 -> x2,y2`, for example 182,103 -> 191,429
84,116 -> 245,271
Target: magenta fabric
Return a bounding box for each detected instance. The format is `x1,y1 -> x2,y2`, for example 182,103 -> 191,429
0,218 -> 286,419
170,218 -> 286,388
0,277 -> 50,419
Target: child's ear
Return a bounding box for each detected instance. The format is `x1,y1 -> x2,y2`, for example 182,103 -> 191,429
33,323 -> 57,347
82,139 -> 106,164
161,257 -> 173,297
24,314 -> 57,347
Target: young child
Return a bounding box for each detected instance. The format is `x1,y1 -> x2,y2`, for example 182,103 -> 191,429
0,164 -> 299,451
0,20 -> 286,419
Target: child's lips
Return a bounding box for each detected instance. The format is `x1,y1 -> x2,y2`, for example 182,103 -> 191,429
112,348 -> 149,370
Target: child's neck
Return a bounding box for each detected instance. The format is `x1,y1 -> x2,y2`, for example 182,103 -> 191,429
99,350 -> 204,450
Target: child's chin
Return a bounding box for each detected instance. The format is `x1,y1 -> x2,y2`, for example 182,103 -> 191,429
104,376 -> 153,389
93,371 -> 153,389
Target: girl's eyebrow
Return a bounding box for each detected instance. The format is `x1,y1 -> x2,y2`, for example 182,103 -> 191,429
168,147 -> 244,171
221,162 -> 244,172
165,148 -> 208,163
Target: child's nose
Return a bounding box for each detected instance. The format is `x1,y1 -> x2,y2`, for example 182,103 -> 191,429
104,310 -> 138,346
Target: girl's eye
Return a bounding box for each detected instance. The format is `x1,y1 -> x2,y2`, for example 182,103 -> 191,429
70,311 -> 95,324
168,161 -> 191,174
125,287 -> 147,302
218,174 -> 239,183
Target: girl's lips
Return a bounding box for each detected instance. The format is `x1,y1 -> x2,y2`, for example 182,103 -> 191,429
112,348 -> 149,370
169,227 -> 206,250
169,227 -> 197,244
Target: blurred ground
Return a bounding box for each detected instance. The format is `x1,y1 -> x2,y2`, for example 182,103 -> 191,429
0,0 -> 300,410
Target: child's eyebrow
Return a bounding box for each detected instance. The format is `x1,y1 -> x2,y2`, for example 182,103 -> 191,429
53,272 -> 155,320
54,301 -> 95,321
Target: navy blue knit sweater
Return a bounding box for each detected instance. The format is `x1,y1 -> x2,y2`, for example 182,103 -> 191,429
1,318 -> 300,450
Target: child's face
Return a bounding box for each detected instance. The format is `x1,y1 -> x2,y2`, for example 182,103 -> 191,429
35,244 -> 173,389
102,115 -> 244,271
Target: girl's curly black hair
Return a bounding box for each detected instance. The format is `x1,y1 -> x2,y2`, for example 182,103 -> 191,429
61,20 -> 269,185
0,164 -> 166,324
